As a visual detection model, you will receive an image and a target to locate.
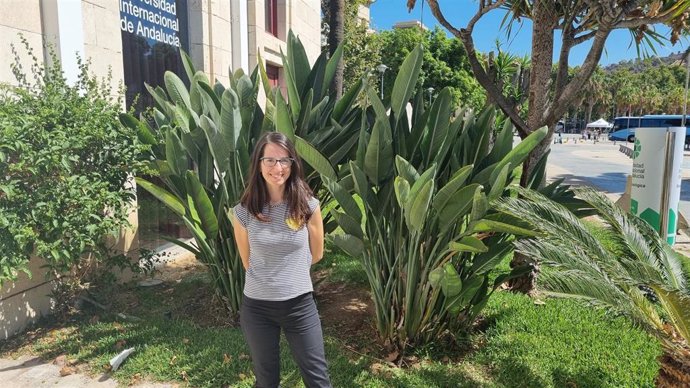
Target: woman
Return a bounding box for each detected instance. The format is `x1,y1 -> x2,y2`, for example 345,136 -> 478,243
232,132 -> 332,388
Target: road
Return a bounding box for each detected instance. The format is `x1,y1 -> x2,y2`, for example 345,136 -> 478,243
543,134 -> 690,220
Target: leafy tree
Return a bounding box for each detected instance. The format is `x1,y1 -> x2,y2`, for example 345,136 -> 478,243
410,0 -> 690,185
376,26 -> 485,110
322,0 -> 382,94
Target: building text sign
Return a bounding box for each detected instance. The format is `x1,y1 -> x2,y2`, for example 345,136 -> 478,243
120,0 -> 181,47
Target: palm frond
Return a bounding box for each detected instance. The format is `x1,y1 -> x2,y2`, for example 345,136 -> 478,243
576,188 -> 686,291
649,285 -> 690,344
497,189 -> 609,260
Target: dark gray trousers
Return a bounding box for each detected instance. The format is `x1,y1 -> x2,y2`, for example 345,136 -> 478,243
240,292 -> 332,388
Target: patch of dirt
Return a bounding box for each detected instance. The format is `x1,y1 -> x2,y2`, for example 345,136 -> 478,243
312,269 -> 382,355
154,251 -> 205,282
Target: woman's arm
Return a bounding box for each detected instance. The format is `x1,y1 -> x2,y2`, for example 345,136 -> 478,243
307,205 -> 324,265
232,214 -> 250,270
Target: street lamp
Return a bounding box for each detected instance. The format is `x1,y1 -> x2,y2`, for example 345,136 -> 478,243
426,87 -> 434,106
376,64 -> 388,100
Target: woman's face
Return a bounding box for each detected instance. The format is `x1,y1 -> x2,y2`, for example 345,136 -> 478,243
260,142 -> 291,191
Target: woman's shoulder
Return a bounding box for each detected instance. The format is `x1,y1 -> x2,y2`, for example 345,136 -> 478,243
307,196 -> 319,211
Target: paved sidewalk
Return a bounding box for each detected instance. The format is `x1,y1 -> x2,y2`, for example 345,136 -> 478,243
0,355 -> 176,387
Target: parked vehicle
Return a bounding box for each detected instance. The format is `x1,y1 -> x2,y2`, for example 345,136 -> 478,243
608,115 -> 690,146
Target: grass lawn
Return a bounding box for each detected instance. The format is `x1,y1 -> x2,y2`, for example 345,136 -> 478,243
1,248 -> 661,387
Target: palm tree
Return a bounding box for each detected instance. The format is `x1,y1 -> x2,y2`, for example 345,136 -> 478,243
496,187 -> 690,386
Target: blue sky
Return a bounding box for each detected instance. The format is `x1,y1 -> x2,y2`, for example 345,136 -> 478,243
370,0 -> 689,66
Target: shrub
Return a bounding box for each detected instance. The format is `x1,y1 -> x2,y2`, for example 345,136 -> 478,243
0,38 -> 146,292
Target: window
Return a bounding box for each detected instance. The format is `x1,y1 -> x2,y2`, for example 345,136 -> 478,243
120,0 -> 190,249
266,64 -> 280,88
265,0 -> 278,37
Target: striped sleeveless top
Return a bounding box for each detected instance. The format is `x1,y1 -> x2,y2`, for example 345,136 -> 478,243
233,197 -> 319,301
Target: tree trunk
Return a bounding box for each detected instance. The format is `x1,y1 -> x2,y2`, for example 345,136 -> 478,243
328,0 -> 344,100
656,346 -> 690,387
509,135 -> 552,293
586,104 -> 593,125
511,3 -> 558,293
519,1 -> 557,187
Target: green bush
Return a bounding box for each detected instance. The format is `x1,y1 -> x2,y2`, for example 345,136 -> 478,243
0,39 -> 145,285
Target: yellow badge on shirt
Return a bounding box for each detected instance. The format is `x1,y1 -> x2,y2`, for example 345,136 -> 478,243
286,217 -> 302,231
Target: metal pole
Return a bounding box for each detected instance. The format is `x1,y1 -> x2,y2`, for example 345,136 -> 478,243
380,72 -> 384,100
682,49 -> 690,127
659,130 -> 676,240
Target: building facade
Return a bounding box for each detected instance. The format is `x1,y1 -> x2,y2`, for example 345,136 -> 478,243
0,0 -> 321,339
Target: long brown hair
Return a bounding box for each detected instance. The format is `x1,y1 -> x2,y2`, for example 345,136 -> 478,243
239,132 -> 313,224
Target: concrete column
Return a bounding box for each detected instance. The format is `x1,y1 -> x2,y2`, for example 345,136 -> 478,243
231,0 -> 249,72
40,0 -> 85,85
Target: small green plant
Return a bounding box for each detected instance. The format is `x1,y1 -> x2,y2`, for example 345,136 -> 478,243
0,37 -> 145,299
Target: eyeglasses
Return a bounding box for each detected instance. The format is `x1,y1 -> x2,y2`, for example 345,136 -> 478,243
260,157 -> 294,167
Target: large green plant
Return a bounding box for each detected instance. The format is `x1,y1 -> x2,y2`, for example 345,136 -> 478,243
320,45 -> 547,353
0,40 -> 144,285
122,32 -> 363,314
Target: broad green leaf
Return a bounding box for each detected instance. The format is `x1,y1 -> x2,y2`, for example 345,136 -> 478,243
332,234 -> 364,257
433,165 -> 473,211
180,50 -> 196,83
395,155 -> 420,184
406,178 -> 433,233
275,92 -> 295,142
488,164 -> 511,200
423,87 -> 452,167
391,45 -> 423,124
257,53 -> 274,103
200,116 -> 230,174
331,210 -> 363,239
322,43 -> 343,98
323,176 -> 361,222
119,113 -> 156,145
220,88 -> 242,152
295,136 -> 336,180
287,31 -> 310,93
446,275 -> 484,314
438,184 -> 481,231
333,79 -> 363,122
490,126 -> 548,182
470,243 -> 511,276
349,161 -> 378,210
197,81 -> 221,121
468,219 -> 540,236
164,71 -> 192,113
185,171 -> 219,239
364,117 -> 394,185
165,131 -> 188,176
280,49 -> 302,119
470,188 -> 488,221
429,266 -> 444,288
394,177 -> 411,209
449,236 -> 488,254
136,178 -> 185,217
440,263 -> 462,298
